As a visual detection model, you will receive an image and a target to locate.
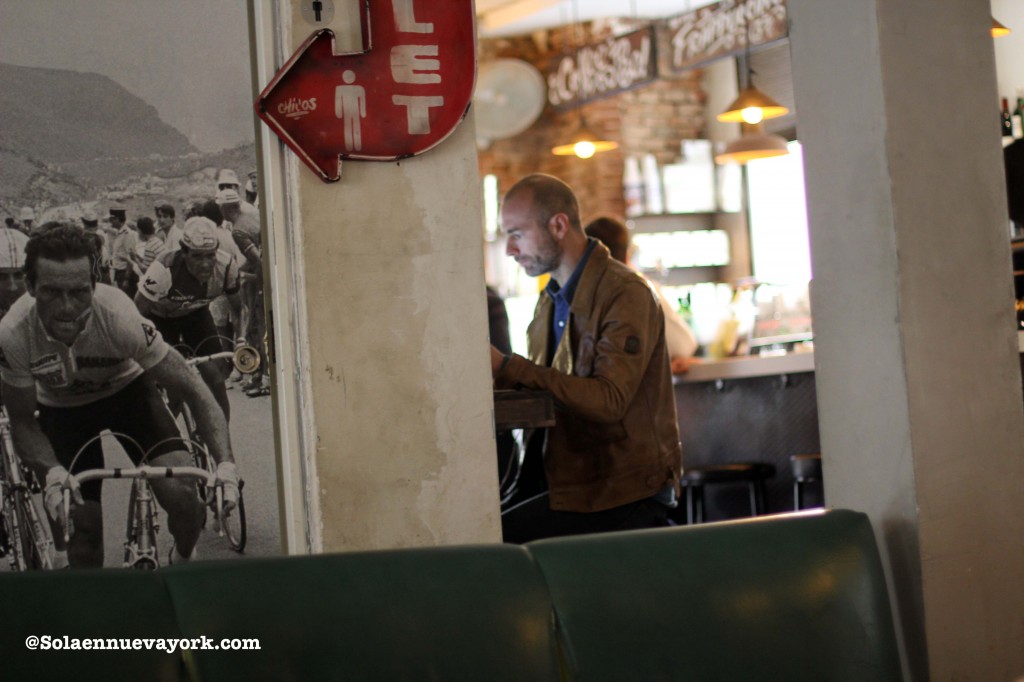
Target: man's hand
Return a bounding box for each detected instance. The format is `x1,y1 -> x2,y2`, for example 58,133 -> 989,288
670,355 -> 693,375
215,461 -> 240,513
43,466 -> 83,526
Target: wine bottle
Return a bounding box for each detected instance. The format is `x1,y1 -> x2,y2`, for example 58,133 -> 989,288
1002,98 -> 1013,138
1014,95 -> 1024,139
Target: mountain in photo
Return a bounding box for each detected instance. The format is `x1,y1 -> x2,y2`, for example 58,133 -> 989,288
0,61 -> 196,165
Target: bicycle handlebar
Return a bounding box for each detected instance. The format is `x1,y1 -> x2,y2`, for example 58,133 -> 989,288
67,465 -> 215,486
60,466 -> 227,544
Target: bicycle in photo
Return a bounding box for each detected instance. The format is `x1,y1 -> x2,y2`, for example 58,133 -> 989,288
60,451 -> 226,571
170,340 -> 260,553
0,408 -> 54,571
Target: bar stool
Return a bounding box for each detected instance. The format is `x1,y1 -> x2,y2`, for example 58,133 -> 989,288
680,462 -> 776,524
790,454 -> 823,510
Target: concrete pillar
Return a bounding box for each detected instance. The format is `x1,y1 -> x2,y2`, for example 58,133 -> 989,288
269,1 -> 501,550
787,0 -> 1024,678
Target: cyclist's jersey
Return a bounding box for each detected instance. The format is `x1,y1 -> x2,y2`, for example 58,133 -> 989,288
0,284 -> 170,408
138,249 -> 240,319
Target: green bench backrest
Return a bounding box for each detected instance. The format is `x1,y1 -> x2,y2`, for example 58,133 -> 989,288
160,544 -> 560,682
0,568 -> 185,681
527,509 -> 903,682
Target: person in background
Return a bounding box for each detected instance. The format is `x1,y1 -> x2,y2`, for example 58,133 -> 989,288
0,225 -> 29,317
491,174 -> 681,543
244,169 -> 259,206
80,210 -> 110,284
487,286 -> 511,355
108,208 -> 138,297
19,207 -> 34,236
132,216 -> 163,276
154,202 -> 183,253
198,198 -> 247,386
217,188 -> 268,398
585,216 -> 698,374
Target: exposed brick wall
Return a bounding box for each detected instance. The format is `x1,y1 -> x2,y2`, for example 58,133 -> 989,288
477,23 -> 707,225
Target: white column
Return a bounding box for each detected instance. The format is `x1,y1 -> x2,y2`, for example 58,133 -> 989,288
788,0 -> 1024,678
267,0 -> 501,551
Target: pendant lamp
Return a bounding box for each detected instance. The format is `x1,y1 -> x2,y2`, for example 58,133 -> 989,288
992,17 -> 1011,37
715,123 -> 789,165
716,15 -> 789,124
550,0 -> 619,159
551,124 -> 619,159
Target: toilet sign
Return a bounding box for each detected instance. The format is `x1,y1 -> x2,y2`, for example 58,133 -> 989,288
255,0 -> 476,182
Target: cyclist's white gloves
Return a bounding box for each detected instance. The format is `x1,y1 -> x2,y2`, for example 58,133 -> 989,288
215,461 -> 240,512
43,466 -> 83,524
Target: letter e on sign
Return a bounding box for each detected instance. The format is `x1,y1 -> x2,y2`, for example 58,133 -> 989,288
255,0 -> 476,182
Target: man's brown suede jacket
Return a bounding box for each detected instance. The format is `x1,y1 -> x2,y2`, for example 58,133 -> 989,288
494,243 -> 682,513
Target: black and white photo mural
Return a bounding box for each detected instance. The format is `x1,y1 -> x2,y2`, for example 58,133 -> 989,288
0,0 -> 282,569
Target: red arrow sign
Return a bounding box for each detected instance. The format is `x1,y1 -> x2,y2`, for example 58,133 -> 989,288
255,0 -> 477,182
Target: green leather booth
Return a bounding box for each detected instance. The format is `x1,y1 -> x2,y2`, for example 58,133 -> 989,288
0,509 -> 902,681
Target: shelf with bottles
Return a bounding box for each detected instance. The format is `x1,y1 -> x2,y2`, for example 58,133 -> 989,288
1001,91 -> 1024,144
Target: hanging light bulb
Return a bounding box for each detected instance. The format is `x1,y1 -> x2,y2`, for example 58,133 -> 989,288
992,17 -> 1011,37
717,13 -> 788,124
718,87 -> 789,124
714,123 -> 789,165
550,0 -> 620,159
552,122 -> 619,159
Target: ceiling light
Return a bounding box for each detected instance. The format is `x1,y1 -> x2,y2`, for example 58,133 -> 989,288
717,87 -> 789,124
715,123 -> 789,165
551,123 -> 619,159
549,0 -> 619,159
992,17 -> 1011,37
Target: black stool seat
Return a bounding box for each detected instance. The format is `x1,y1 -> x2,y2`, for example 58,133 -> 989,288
680,462 -> 776,524
790,454 -> 823,510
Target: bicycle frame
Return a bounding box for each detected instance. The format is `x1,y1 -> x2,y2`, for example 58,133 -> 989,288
0,409 -> 54,570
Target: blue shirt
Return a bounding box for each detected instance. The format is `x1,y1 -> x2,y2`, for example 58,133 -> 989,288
545,239 -> 597,359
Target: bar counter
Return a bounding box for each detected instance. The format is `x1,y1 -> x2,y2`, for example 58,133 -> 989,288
673,351 -> 821,520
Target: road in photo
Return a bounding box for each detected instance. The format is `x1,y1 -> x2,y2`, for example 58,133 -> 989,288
99,387 -> 280,566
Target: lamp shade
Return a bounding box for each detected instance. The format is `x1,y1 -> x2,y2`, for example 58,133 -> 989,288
992,17 -> 1011,37
551,124 -> 619,159
717,86 -> 790,124
715,124 -> 789,165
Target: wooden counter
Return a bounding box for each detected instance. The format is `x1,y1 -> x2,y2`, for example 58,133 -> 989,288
675,351 -> 815,384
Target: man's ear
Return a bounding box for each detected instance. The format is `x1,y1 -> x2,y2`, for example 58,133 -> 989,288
547,212 -> 571,240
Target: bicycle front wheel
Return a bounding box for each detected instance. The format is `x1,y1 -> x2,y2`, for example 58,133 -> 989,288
223,483 -> 246,553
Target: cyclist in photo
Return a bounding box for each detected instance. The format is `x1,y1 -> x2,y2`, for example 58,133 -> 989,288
0,225 -> 239,568
0,225 -> 29,317
134,217 -> 241,420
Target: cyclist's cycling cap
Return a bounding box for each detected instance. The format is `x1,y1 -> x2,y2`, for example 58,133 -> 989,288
215,188 -> 241,205
181,217 -> 220,252
0,227 -> 29,268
